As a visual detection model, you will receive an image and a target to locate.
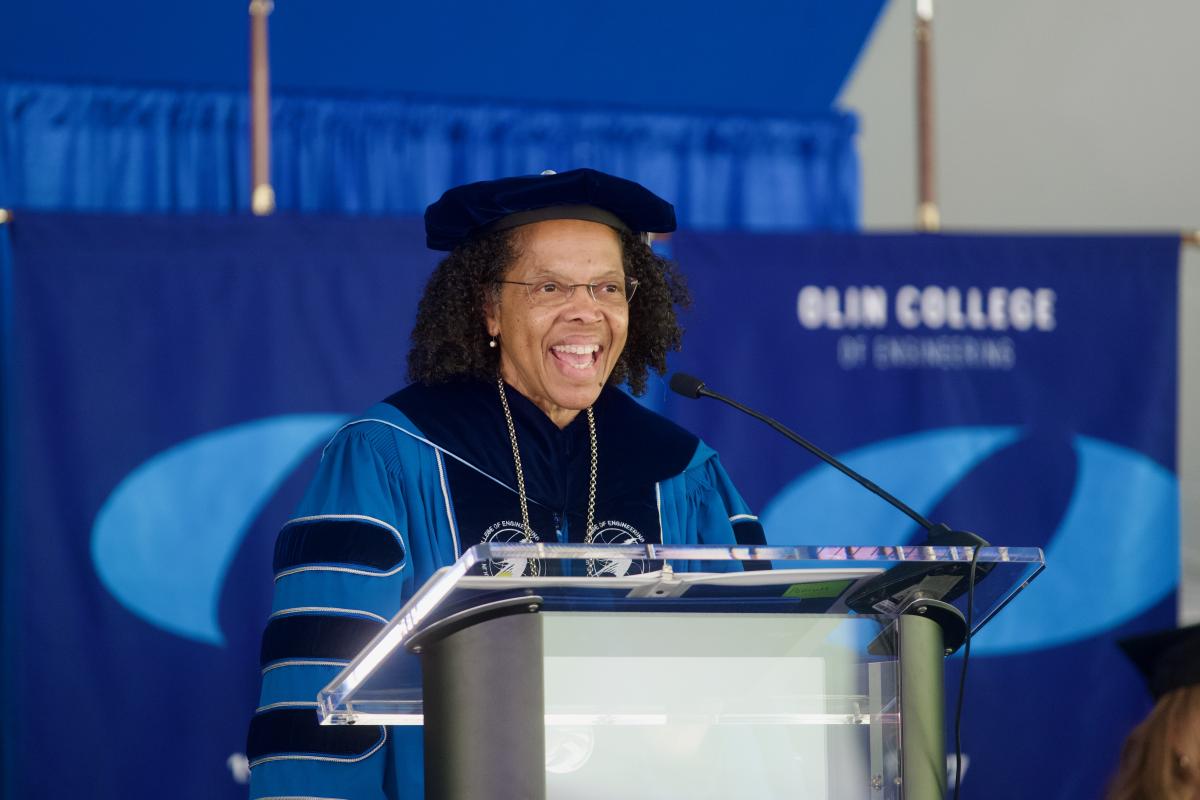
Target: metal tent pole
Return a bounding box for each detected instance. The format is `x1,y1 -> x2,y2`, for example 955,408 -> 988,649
249,0 -> 275,216
916,0 -> 940,232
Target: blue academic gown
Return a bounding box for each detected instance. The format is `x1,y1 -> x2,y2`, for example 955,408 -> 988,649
247,380 -> 763,799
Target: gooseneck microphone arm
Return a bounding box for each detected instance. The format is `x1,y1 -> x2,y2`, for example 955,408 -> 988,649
668,372 -> 938,534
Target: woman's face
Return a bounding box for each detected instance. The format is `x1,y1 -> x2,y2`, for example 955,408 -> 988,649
485,218 -> 629,428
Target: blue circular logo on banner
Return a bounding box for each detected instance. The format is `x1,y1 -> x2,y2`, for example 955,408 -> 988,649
761,427 -> 1178,655
91,414 -> 349,645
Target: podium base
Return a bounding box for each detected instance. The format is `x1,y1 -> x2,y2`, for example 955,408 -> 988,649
420,599 -> 546,800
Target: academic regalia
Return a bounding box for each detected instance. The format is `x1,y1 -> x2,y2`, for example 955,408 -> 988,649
247,380 -> 764,799
1119,623 -> 1200,700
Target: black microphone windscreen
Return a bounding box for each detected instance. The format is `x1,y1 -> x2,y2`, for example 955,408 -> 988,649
669,372 -> 705,399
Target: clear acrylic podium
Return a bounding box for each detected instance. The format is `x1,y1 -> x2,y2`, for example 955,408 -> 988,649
317,543 -> 1044,800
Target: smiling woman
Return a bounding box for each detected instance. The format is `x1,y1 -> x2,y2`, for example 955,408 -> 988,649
246,168 -> 766,800
408,204 -> 689,403
486,219 -> 629,426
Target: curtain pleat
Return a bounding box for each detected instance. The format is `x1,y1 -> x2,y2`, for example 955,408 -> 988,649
0,81 -> 859,229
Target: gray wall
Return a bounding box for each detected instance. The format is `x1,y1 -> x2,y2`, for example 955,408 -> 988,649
839,0 -> 1200,622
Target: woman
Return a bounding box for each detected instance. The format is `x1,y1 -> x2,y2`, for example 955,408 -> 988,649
246,169 -> 762,799
1108,624 -> 1200,800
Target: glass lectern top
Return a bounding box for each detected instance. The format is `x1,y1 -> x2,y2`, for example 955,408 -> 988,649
317,542 -> 1043,726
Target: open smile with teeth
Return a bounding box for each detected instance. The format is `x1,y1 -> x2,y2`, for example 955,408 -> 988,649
551,343 -> 601,370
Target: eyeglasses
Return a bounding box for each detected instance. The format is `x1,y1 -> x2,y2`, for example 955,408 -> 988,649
497,276 -> 639,307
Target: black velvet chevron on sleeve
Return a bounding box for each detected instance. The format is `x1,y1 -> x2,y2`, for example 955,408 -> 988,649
274,517 -> 405,575
246,708 -> 385,764
259,614 -> 384,667
733,517 -> 771,571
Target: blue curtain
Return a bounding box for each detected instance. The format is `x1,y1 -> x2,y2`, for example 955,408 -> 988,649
0,81 -> 859,229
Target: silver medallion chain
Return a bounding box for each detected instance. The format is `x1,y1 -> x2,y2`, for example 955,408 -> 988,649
497,376 -> 597,543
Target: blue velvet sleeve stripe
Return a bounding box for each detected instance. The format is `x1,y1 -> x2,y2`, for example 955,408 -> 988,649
258,660 -> 348,709
259,612 -> 384,667
246,707 -> 385,767
274,515 -> 406,577
270,571 -> 405,622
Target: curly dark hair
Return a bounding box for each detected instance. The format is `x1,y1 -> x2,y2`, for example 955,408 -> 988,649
407,227 -> 690,395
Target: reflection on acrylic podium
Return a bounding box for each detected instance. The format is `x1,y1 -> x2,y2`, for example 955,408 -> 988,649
318,543 -> 1044,800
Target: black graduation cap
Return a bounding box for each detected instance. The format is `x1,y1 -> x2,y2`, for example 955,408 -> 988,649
423,168 -> 677,251
1118,623 -> 1200,700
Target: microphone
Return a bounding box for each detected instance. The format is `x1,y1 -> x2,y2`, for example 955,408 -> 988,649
668,371 -> 989,626
667,372 -> 706,400
669,372 -> 936,533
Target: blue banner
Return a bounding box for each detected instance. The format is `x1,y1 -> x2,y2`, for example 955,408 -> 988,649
1,218 -> 1179,799
665,232 -> 1180,798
